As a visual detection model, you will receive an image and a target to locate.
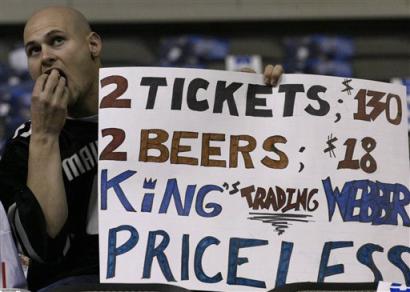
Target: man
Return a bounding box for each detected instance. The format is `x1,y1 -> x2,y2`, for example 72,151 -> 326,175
0,6 -> 283,291
0,6 -> 102,290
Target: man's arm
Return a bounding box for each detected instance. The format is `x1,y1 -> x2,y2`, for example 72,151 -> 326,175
27,69 -> 69,238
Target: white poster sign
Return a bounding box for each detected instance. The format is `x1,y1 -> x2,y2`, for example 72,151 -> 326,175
98,68 -> 410,291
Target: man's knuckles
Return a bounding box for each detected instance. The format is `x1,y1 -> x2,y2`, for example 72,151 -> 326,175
34,93 -> 66,110
50,100 -> 68,111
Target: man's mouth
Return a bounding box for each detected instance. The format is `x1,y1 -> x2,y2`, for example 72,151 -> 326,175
44,68 -> 67,79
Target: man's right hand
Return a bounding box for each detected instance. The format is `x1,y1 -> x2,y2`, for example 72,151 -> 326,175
31,69 -> 69,137
27,69 -> 69,238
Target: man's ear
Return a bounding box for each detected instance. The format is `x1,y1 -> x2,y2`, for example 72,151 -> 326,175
88,32 -> 102,58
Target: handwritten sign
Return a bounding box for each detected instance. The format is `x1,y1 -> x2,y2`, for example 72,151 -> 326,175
98,68 -> 410,291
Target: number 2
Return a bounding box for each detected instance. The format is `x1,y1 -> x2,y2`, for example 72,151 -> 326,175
100,75 -> 131,108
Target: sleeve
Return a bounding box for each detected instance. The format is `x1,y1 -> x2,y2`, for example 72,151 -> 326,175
0,124 -> 70,264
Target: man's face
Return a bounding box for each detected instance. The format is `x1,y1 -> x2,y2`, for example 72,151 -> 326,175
23,10 -> 99,109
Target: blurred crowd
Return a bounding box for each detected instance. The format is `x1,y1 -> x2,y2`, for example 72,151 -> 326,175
0,47 -> 33,152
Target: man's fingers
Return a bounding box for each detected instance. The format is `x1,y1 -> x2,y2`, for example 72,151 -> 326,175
52,77 -> 66,104
43,69 -> 60,95
51,78 -> 69,116
61,86 -> 69,108
32,74 -> 48,96
272,64 -> 284,84
263,64 -> 274,84
264,64 -> 284,87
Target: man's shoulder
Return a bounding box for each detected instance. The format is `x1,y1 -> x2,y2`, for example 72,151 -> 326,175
0,121 -> 31,161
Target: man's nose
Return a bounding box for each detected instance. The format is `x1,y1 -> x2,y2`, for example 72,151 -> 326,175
41,46 -> 56,67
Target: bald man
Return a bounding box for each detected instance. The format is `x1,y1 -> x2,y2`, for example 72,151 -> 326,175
0,6 -> 283,291
0,6 -> 102,290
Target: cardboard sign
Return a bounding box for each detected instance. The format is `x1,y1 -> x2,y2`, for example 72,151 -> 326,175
98,67 -> 410,291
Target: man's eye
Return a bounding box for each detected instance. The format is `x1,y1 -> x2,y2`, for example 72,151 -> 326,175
53,37 -> 65,46
28,47 -> 40,56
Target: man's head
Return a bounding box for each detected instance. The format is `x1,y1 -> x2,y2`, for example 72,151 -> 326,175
24,6 -> 102,117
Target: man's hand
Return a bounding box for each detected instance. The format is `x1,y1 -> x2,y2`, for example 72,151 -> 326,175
27,68 -> 69,238
31,69 -> 69,137
240,64 -> 284,87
